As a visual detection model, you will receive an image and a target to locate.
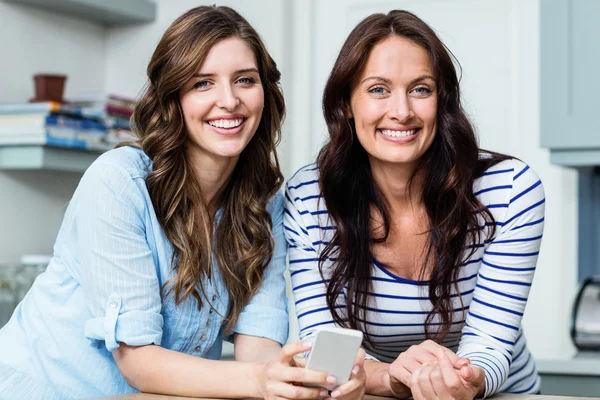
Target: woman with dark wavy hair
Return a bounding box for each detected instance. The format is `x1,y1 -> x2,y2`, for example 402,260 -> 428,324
0,6 -> 363,399
285,10 -> 545,400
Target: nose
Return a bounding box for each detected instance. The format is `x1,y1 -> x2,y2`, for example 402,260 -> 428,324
216,84 -> 240,111
387,93 -> 414,122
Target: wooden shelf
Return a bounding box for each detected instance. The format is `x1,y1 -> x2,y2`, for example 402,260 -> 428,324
0,145 -> 101,172
3,0 -> 156,25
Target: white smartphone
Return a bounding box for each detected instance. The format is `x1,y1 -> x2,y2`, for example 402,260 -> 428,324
305,326 -> 364,390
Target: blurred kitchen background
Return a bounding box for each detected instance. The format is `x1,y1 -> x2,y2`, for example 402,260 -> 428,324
0,0 -> 599,396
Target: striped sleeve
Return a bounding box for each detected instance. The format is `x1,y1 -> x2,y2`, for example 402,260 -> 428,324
457,161 -> 545,397
284,170 -> 338,341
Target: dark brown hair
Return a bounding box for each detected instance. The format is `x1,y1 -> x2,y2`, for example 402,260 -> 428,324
128,5 -> 285,333
317,10 -> 509,342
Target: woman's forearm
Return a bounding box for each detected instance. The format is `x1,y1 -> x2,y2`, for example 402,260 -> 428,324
364,360 -> 411,398
233,334 -> 283,363
113,344 -> 262,398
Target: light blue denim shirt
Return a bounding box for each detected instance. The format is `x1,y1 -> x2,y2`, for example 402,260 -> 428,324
0,146 -> 288,399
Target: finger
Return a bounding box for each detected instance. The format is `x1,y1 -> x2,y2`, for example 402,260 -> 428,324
430,356 -> 456,399
439,353 -> 464,394
453,357 -> 471,369
389,360 -> 414,387
416,365 -> 438,400
410,366 -> 427,400
423,342 -> 468,368
271,381 -> 328,399
354,348 -> 366,366
281,341 -> 313,364
292,356 -> 307,368
278,366 -> 335,387
330,365 -> 365,399
410,344 -> 440,365
461,364 -> 485,387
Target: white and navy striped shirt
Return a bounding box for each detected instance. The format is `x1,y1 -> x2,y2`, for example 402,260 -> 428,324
284,158 -> 544,398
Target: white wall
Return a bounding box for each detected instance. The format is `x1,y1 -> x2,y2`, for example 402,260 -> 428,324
1,0 -> 579,360
0,1 -> 106,263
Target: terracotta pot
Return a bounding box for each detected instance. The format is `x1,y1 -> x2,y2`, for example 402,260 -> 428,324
31,74 -> 67,103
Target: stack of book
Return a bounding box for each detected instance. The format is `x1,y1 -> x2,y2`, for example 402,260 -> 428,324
0,94 -> 138,151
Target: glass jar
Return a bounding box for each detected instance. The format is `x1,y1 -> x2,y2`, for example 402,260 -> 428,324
0,264 -> 23,327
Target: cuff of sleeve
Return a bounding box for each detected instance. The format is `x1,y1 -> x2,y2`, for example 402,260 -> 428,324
230,303 -> 289,345
84,293 -> 164,352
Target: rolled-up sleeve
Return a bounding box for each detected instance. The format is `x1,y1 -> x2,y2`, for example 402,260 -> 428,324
77,161 -> 163,352
231,191 -> 289,345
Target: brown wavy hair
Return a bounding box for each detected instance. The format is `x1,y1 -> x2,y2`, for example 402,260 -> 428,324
127,5 -> 285,333
317,10 -> 510,343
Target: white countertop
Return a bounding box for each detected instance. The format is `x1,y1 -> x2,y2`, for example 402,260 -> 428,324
536,352 -> 600,376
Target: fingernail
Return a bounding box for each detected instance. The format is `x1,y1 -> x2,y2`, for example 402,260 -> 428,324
326,375 -> 337,384
331,390 -> 341,398
304,341 -> 312,349
319,390 -> 328,397
352,365 -> 359,375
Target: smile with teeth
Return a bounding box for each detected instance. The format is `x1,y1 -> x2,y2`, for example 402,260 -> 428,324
378,128 -> 417,138
207,118 -> 244,129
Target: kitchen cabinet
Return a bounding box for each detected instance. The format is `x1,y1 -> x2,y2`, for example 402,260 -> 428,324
540,0 -> 600,167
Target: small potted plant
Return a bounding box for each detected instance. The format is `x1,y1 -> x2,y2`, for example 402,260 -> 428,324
31,74 -> 67,103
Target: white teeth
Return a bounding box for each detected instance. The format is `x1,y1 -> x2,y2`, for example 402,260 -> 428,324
207,118 -> 243,129
379,129 -> 416,138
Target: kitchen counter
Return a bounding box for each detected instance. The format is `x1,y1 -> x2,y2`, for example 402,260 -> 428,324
537,353 -> 600,376
535,353 -> 600,396
92,394 -> 599,400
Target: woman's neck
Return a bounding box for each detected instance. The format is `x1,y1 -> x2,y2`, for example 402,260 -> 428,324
369,156 -> 425,213
185,146 -> 239,209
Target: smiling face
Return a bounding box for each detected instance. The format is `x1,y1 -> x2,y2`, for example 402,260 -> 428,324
179,36 -> 264,163
349,35 -> 438,172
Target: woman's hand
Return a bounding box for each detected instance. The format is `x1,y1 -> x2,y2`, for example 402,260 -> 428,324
388,340 -> 470,387
325,348 -> 367,400
256,341 -> 334,400
410,351 -> 485,400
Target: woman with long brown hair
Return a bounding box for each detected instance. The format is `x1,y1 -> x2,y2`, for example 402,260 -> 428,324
285,10 -> 544,400
0,6 -> 365,399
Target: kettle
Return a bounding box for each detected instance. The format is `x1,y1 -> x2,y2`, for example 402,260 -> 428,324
571,276 -> 600,351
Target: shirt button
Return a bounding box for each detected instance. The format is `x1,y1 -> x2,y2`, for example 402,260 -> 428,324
212,295 -> 217,301
109,301 -> 118,308
209,308 -> 214,314
194,346 -> 201,352
206,320 -> 212,326
201,334 -> 207,341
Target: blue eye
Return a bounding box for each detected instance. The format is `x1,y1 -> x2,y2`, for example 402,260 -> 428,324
237,77 -> 256,85
193,80 -> 210,89
412,86 -> 432,95
368,86 -> 387,95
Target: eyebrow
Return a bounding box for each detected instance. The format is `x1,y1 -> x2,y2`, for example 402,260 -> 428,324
361,74 -> 436,85
192,68 -> 259,78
